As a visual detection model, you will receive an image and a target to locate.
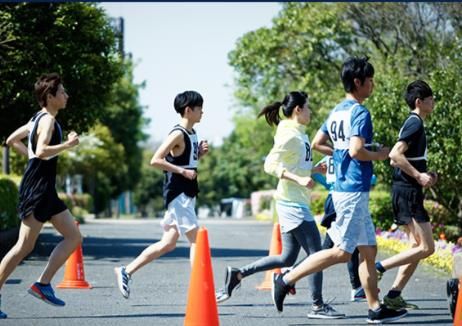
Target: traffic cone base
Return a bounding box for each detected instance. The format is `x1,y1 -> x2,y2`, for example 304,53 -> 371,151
57,279 -> 91,289
256,223 -> 282,291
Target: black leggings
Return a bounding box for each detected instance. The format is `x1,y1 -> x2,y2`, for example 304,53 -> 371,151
239,220 -> 323,305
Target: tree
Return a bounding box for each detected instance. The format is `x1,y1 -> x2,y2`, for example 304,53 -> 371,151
346,3 -> 462,227
225,2 -> 462,227
132,149 -> 164,217
60,124 -> 127,214
99,60 -> 148,191
0,3 -> 123,142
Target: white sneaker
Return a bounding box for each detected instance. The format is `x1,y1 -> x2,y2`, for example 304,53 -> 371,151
215,289 -> 230,303
114,266 -> 131,299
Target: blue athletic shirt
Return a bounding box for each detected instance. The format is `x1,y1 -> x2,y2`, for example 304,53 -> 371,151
320,99 -> 373,192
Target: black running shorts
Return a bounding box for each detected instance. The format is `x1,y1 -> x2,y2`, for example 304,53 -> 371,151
392,185 -> 429,225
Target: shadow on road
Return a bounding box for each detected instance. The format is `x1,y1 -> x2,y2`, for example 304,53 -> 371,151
31,233 -> 268,260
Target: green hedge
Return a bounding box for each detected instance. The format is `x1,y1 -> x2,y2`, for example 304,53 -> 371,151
58,193 -> 93,223
0,177 -> 19,230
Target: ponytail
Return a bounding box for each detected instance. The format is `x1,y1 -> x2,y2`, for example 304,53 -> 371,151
258,102 -> 282,126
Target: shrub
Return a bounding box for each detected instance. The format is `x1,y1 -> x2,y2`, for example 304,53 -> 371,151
370,191 -> 394,231
311,190 -> 328,216
0,177 -> 19,230
58,192 -> 93,223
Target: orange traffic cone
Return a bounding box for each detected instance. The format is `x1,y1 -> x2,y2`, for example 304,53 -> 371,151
454,279 -> 462,326
256,223 -> 282,290
57,222 -> 91,289
184,227 -> 219,326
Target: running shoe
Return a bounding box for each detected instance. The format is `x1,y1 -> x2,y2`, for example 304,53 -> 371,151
28,282 -> 65,306
383,294 -> 419,310
114,266 -> 131,299
367,304 -> 407,324
307,302 -> 345,319
271,273 -> 290,313
351,287 -> 367,302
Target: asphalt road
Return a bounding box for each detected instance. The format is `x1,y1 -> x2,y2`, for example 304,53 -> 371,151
0,218 -> 454,325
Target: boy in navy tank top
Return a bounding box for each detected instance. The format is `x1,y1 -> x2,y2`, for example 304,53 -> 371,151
0,73 -> 81,318
375,80 -> 437,310
115,91 -> 208,299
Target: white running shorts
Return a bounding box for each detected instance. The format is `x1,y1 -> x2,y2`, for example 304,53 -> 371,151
161,193 -> 199,236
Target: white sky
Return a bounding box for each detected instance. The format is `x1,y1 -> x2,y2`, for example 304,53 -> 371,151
100,2 -> 281,146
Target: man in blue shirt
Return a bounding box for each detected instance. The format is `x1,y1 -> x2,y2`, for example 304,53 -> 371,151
271,57 -> 407,324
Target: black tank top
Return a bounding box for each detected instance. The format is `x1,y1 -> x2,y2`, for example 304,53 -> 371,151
17,112 -> 63,218
163,125 -> 199,208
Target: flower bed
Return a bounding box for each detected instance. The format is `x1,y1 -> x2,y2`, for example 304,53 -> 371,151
315,215 -> 459,275
376,228 -> 461,275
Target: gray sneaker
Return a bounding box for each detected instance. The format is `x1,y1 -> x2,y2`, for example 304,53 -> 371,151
307,303 -> 346,319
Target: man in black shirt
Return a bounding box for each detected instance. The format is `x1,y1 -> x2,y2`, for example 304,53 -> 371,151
375,80 -> 438,310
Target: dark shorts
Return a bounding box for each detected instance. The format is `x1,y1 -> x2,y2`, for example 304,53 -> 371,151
21,191 -> 68,223
392,185 -> 429,225
321,193 -> 337,228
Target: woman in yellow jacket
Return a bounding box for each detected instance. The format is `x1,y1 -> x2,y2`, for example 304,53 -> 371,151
216,91 -> 344,319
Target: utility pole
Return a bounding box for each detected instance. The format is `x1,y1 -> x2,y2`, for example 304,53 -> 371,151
2,145 -> 10,175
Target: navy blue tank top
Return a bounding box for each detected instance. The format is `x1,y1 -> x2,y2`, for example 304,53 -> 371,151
163,125 -> 199,208
18,112 -> 63,218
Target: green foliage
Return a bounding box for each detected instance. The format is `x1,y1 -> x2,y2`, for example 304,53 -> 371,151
0,177 -> 19,230
60,124 -> 127,214
58,192 -> 92,223
99,60 -> 148,191
311,190 -> 328,216
0,3 -> 123,142
369,191 -> 393,231
132,149 -> 164,217
224,2 -> 462,229
197,131 -> 275,208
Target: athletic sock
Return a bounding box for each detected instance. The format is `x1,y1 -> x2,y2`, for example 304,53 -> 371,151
375,261 -> 386,273
387,289 -> 401,298
282,275 -> 290,286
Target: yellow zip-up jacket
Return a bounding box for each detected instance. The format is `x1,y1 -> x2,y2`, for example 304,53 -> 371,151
264,119 -> 313,206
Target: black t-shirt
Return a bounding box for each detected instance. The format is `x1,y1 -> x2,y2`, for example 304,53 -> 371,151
392,112 -> 427,188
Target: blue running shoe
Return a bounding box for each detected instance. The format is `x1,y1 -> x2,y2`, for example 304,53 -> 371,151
27,282 -> 65,306
0,295 -> 7,319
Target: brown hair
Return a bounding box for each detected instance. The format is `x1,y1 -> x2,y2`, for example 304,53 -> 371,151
34,73 -> 62,107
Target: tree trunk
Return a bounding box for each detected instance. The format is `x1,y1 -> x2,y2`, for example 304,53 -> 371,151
458,196 -> 462,236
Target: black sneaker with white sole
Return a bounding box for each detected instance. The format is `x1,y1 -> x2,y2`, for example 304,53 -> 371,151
367,305 -> 407,324
272,273 -> 290,313
224,266 -> 241,297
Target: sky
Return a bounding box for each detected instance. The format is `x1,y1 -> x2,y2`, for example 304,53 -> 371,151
100,3 -> 281,146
